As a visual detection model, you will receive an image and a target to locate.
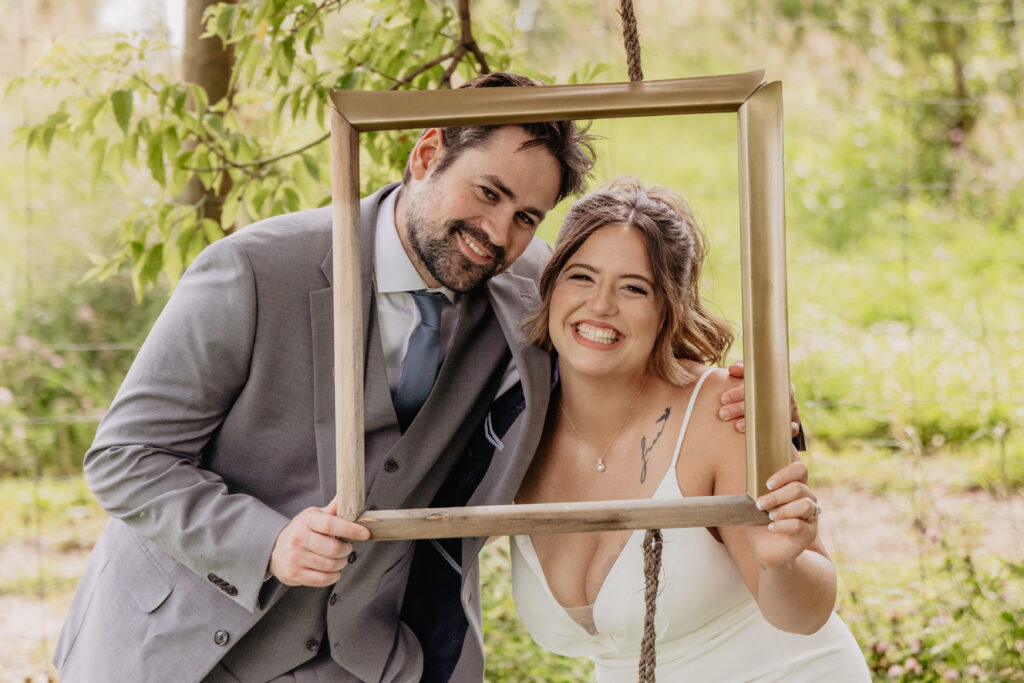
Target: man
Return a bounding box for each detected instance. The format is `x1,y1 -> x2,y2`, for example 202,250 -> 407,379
54,73 -> 770,682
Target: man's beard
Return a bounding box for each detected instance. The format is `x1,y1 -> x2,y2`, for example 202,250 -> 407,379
406,216 -> 508,292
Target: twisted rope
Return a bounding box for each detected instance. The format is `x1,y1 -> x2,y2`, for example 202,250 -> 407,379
622,3 -> 655,677
638,528 -> 663,682
618,0 -> 644,81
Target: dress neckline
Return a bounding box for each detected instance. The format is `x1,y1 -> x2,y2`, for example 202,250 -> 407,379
518,367 -> 717,627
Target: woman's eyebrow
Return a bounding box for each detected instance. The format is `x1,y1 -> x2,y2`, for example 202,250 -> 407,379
623,273 -> 656,289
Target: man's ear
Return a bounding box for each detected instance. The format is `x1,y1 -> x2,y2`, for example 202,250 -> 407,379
408,128 -> 444,182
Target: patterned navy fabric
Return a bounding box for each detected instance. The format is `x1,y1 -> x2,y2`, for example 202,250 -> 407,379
400,376 -> 527,682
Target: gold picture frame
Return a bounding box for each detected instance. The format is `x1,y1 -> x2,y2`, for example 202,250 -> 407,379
328,70 -> 792,540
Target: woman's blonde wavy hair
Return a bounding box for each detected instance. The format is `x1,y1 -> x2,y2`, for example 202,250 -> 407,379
524,176 -> 735,386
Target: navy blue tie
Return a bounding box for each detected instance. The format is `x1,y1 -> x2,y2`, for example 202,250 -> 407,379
393,290 -> 446,428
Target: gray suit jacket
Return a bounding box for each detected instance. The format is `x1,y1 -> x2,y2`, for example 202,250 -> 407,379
54,184 -> 552,682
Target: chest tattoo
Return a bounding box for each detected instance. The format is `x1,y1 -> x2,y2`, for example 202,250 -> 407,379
640,407 -> 671,483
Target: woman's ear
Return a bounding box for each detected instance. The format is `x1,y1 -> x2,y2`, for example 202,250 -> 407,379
408,128 -> 444,182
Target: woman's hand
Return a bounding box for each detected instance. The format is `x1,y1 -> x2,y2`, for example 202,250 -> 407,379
746,461 -> 821,570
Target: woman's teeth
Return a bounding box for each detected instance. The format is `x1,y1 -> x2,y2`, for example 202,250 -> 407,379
575,323 -> 620,344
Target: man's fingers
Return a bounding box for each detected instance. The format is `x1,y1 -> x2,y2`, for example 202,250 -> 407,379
720,386 -> 744,407
727,359 -> 744,377
269,503 -> 370,586
280,567 -> 343,588
327,517 -> 371,542
305,532 -> 351,560
306,508 -> 370,541
300,549 -> 348,573
321,497 -> 338,516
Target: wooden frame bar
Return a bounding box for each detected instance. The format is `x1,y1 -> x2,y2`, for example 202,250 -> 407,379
328,70 -> 791,539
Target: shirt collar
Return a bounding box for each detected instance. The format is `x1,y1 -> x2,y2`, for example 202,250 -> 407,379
374,185 -> 456,303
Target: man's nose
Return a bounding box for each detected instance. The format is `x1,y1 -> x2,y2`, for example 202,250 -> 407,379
480,210 -> 515,248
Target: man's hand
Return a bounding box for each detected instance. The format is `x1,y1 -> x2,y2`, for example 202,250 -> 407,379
720,359 -> 801,437
268,498 -> 371,587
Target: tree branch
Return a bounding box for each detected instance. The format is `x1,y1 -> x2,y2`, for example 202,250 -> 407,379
458,0 -> 489,75
289,0 -> 347,36
184,131 -> 330,174
391,48 -> 459,89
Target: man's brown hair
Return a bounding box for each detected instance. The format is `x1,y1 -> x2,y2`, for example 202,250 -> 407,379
403,72 -> 596,203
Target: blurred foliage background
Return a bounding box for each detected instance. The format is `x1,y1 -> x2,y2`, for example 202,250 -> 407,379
1,0 -> 1022,680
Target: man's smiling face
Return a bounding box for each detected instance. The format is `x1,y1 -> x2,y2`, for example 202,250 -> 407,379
398,126 -> 561,292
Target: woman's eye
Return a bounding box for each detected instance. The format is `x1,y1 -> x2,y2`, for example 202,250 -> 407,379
567,273 -> 592,282
625,284 -> 648,295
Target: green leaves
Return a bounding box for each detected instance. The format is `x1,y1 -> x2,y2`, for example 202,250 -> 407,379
146,135 -> 165,186
111,90 -> 133,133
15,0 -> 532,298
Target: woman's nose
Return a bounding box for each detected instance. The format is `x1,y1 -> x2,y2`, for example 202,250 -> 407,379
588,285 -> 617,314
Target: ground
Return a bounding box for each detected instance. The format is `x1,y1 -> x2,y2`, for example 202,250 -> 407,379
0,470 -> 1020,682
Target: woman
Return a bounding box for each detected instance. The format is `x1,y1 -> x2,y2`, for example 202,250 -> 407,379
511,178 -> 869,681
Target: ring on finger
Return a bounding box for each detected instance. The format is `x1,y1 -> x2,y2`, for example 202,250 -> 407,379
807,502 -> 823,520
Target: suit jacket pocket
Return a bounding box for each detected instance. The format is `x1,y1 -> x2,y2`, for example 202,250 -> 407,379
109,521 -> 175,614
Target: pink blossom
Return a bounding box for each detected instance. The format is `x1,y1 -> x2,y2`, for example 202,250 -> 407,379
0,387 -> 13,406
944,670 -> 960,680
76,305 -> 96,322
15,334 -> 39,350
887,664 -> 904,677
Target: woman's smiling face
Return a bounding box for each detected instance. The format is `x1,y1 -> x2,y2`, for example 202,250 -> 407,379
548,223 -> 665,380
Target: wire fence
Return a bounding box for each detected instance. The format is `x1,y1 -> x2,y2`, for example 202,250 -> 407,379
1,1 -> 1023,680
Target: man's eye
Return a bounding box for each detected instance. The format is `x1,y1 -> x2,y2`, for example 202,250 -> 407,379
481,187 -> 498,200
516,212 -> 535,227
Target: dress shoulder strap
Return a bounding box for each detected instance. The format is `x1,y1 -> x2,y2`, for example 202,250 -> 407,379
666,367 -> 717,472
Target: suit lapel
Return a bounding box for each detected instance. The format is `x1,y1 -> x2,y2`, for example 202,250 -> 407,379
466,272 -> 552,508
310,184 -> 400,504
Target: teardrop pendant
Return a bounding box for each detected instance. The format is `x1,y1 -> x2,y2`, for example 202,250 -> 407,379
596,457 -> 606,473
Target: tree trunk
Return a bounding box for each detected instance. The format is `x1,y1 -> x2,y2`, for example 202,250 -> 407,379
182,0 -> 236,229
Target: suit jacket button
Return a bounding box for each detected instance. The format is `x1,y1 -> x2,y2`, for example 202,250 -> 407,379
214,630 -> 230,646
329,593 -> 338,606
306,639 -> 319,652
384,460 -> 399,473
347,551 -> 357,564
207,573 -> 217,583
226,585 -> 238,596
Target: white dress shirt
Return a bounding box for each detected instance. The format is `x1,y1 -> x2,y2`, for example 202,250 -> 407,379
374,185 -> 521,399
373,187 -> 459,393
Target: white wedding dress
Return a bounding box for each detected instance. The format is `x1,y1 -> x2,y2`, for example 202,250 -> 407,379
511,369 -> 870,682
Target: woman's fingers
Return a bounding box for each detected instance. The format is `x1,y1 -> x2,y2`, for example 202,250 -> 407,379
766,496 -> 821,523
765,461 -> 808,490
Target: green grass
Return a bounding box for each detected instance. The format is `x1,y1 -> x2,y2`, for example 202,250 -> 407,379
0,477 -> 105,545
1,466 -> 1021,680
838,554 -> 1024,681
